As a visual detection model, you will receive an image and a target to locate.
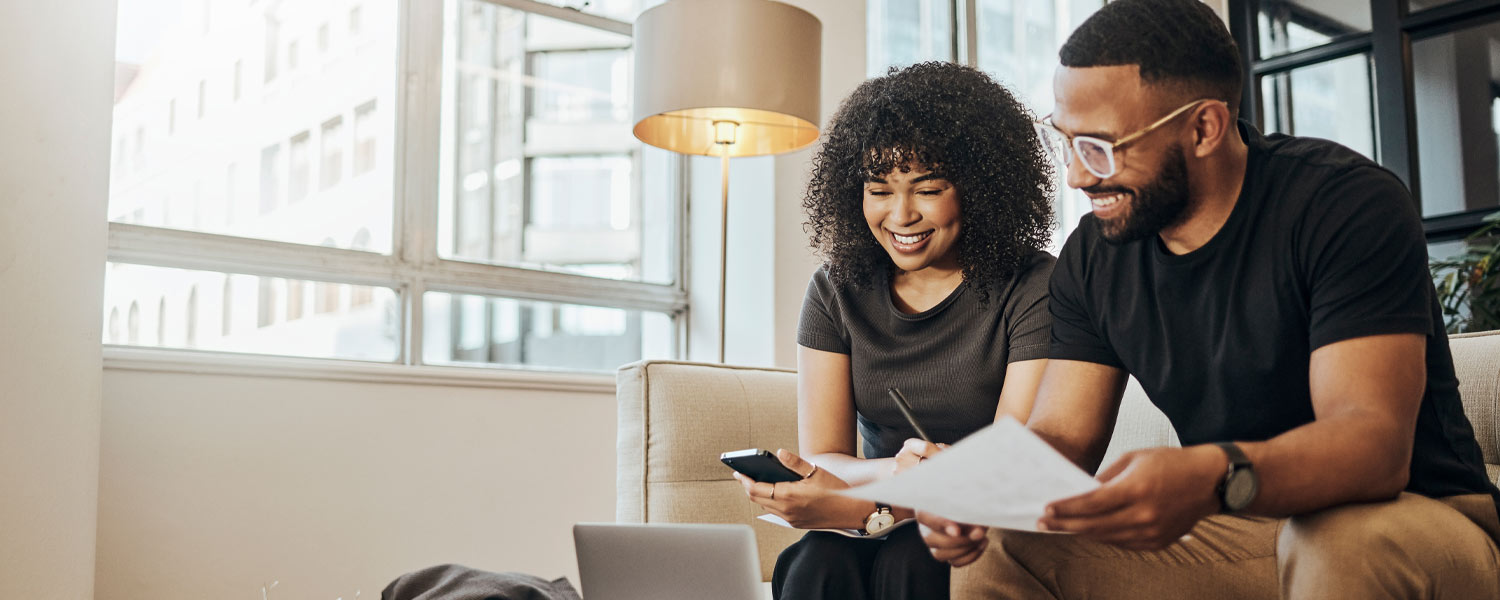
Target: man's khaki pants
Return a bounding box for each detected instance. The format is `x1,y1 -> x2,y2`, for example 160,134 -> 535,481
952,493 -> 1500,599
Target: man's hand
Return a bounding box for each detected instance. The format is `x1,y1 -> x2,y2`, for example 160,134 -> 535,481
917,511 -> 989,566
1038,445 -> 1226,550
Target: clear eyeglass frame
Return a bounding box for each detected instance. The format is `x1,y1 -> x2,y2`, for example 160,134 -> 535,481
1033,98 -> 1220,179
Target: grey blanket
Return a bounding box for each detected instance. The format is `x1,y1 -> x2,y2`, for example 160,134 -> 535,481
381,564 -> 582,600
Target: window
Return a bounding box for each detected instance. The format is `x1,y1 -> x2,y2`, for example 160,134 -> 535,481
436,1 -> 679,287
157,297 -> 167,345
1412,21 -> 1500,218
264,16 -> 279,83
866,0 -> 952,76
1231,0 -> 1500,239
354,100 -> 378,175
287,280 -> 305,321
186,286 -> 198,347
320,117 -> 344,190
107,0 -> 684,370
259,144 -> 281,214
221,278 -> 233,336
1257,0 -> 1368,58
869,0 -> 1105,246
288,131 -> 311,202
349,5 -> 363,36
128,301 -> 140,345
1259,53 -> 1376,159
257,278 -> 279,328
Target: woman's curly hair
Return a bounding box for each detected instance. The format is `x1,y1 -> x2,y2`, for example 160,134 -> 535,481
803,62 -> 1056,301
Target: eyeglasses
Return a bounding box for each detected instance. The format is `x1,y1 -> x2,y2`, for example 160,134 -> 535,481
1033,99 -> 1220,180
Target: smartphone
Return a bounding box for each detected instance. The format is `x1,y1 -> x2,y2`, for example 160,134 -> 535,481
720,448 -> 805,483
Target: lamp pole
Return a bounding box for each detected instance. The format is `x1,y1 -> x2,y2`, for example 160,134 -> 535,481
714,120 -> 738,363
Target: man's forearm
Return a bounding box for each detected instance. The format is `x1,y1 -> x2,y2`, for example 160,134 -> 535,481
1233,415 -> 1412,517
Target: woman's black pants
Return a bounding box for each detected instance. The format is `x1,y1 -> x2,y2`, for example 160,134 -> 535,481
771,524 -> 950,600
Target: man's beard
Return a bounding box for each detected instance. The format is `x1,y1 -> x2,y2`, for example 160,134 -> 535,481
1092,144 -> 1192,245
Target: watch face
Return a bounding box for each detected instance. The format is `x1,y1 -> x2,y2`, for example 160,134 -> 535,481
1224,470 -> 1259,511
866,512 -> 896,535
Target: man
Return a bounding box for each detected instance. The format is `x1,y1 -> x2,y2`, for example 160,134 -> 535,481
918,0 -> 1500,597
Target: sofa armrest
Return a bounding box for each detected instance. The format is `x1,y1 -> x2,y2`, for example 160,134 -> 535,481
616,360 -> 804,580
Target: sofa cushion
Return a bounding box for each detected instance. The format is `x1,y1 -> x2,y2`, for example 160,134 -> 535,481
616,361 -> 802,580
1450,331 -> 1500,484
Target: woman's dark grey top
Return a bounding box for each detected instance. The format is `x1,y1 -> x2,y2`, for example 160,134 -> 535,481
797,252 -> 1056,459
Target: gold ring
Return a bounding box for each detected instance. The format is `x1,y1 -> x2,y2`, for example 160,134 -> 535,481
805,464 -> 819,479
769,484 -> 776,500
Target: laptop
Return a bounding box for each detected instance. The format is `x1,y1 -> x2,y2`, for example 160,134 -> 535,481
573,523 -> 763,600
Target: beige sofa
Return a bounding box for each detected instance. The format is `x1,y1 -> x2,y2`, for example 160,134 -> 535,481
615,330 -> 1500,582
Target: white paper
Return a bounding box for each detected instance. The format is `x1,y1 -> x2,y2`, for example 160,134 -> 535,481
836,416 -> 1099,532
755,513 -> 914,538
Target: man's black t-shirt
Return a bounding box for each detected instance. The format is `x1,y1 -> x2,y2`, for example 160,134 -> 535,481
1049,122 -> 1497,505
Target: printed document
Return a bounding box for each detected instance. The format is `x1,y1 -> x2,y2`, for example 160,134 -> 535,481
837,417 -> 1100,531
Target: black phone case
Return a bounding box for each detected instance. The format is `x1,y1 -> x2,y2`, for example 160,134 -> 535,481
721,451 -> 804,483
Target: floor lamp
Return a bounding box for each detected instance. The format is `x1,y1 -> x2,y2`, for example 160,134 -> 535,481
631,0 -> 822,363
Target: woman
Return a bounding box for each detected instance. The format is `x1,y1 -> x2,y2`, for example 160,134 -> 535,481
731,62 -> 1057,599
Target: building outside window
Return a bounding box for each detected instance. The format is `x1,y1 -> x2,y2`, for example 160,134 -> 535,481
868,0 -> 1105,247
106,0 -> 682,371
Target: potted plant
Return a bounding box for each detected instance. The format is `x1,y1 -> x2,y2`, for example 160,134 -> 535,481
1430,211 -> 1500,334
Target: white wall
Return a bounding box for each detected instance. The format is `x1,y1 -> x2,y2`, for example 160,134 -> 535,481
97,366 -> 616,598
0,0 -> 112,597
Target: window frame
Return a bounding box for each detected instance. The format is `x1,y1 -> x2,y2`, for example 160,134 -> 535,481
1231,0 -> 1500,241
105,0 -> 690,370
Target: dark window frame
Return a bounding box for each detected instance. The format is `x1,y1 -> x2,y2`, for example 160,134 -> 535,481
1230,0 -> 1500,240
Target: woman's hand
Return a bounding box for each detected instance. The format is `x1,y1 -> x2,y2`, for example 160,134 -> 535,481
732,449 -> 873,530
892,438 -> 949,475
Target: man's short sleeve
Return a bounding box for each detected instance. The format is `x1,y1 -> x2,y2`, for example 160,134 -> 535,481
797,267 -> 851,354
1048,220 -> 1125,367
1004,253 -> 1056,363
1300,167 -> 1433,350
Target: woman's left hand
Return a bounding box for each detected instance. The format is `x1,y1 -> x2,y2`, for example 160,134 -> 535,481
731,449 -> 873,530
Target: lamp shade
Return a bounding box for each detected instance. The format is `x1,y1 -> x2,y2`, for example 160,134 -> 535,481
632,0 -> 821,157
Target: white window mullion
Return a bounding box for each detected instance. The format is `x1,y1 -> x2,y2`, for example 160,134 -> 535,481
108,223 -> 686,314
397,0 -> 447,364
107,223 -> 401,286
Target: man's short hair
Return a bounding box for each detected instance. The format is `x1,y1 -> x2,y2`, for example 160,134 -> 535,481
1059,0 -> 1243,115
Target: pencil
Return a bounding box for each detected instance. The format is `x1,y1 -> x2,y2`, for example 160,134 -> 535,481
886,387 -> 933,444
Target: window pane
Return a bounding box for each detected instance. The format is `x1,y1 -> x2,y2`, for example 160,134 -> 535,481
1413,22 -> 1500,218
109,0 -> 396,252
1410,0 -> 1471,15
527,0 -> 664,22
867,0 -> 952,77
1260,53 -> 1376,160
104,263 -> 400,361
438,0 -> 677,284
1257,0 -> 1369,58
423,291 -> 674,371
974,0 -> 1104,249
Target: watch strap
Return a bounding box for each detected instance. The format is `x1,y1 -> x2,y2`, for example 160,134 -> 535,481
1213,442 -> 1251,469
1212,442 -> 1254,513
